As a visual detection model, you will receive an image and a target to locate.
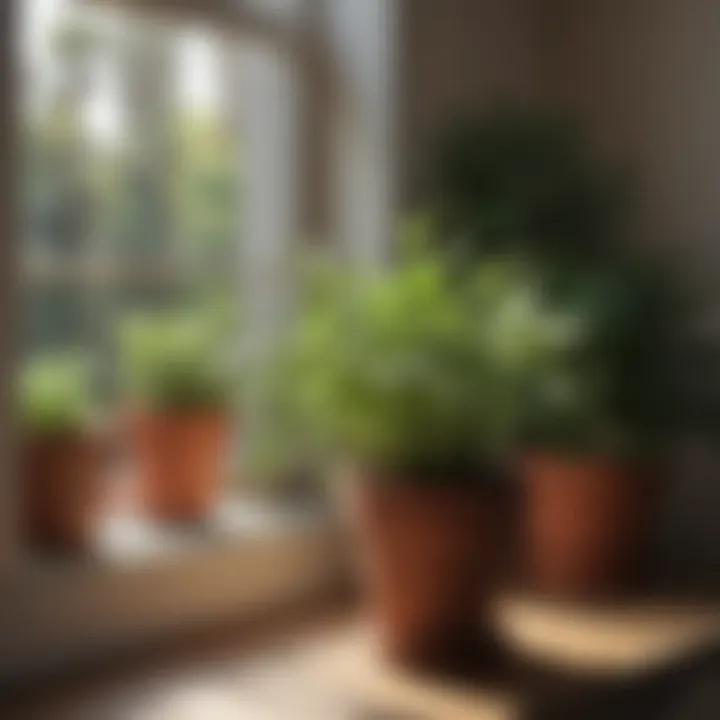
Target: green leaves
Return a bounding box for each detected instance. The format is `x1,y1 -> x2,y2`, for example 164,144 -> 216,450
21,355 -> 93,436
278,256 -> 534,476
117,305 -> 235,411
516,261 -> 678,458
437,107 -> 618,262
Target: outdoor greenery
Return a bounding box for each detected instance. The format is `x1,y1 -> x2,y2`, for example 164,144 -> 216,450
23,12 -> 238,357
20,355 -> 93,436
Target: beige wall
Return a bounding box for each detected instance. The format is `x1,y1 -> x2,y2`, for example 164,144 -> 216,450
399,0 -> 537,208
538,0 -> 720,313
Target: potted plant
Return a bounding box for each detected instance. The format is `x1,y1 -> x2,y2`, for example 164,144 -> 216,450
20,355 -> 103,554
118,307 -> 234,522
517,263 -> 676,598
431,106 -> 720,599
281,257 -> 524,668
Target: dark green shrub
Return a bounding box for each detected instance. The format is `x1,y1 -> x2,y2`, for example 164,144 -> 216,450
436,107 -> 619,262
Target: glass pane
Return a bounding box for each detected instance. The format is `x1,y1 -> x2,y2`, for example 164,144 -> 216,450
24,283 -> 92,351
21,0 -> 243,353
19,0 -> 254,554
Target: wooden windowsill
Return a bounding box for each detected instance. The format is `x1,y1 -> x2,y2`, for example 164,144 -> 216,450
0,495 -> 345,684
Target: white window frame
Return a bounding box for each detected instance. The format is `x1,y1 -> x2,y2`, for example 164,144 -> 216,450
0,0 -> 399,679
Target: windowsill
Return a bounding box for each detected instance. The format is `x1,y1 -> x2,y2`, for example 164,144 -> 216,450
96,497 -> 326,565
1,495 -> 345,683
19,473 -> 332,572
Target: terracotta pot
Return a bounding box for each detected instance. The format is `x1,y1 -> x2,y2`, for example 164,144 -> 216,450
23,432 -> 103,554
344,470 -> 505,669
522,452 -> 653,598
129,410 -> 228,522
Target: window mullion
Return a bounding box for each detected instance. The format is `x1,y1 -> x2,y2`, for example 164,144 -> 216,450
222,43 -> 300,479
324,0 -> 399,270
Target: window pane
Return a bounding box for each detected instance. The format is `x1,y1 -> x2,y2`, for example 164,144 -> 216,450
19,0 -> 258,551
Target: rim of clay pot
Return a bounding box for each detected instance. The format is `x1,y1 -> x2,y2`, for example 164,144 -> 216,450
522,448 -> 654,479
336,457 -> 516,494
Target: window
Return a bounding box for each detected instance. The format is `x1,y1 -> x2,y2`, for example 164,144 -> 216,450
21,0 -> 240,361
0,0 -> 397,675
18,0 -> 307,556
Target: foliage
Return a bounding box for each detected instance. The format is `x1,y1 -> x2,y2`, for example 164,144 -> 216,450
396,210 -> 443,259
272,255 -> 534,479
24,11 -> 239,356
436,107 -> 619,262
432,106 -> 703,459
118,303 -> 236,411
515,260 -> 683,457
23,107 -> 96,256
173,114 -> 239,261
20,355 -> 93,436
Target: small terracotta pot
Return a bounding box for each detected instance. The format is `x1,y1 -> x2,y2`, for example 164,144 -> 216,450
129,410 -> 228,522
343,469 -> 505,669
23,432 -> 103,554
522,452 -> 653,598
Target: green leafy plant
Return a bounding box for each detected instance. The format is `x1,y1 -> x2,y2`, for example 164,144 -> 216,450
436,107 -> 619,262
118,305 -> 235,411
514,261 -> 683,458
429,105 -> 720,463
20,355 -> 93,436
275,255 -> 532,479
